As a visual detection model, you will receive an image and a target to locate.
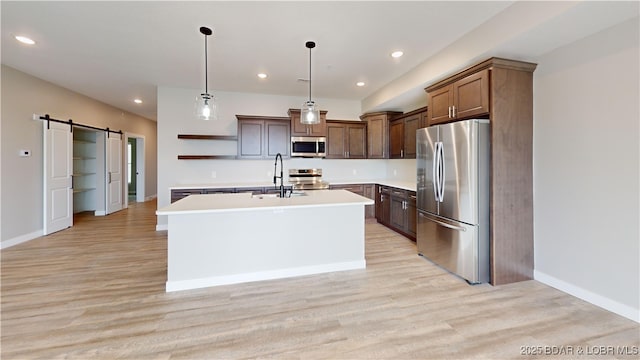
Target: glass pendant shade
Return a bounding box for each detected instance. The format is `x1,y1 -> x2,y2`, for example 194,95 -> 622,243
300,100 -> 320,125
196,26 -> 217,121
301,41 -> 319,125
195,93 -> 217,121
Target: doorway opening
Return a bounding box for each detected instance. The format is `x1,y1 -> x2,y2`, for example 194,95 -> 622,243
125,133 -> 145,207
128,138 -> 137,203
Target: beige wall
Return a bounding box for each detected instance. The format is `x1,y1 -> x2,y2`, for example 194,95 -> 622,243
1,65 -> 157,244
533,18 -> 639,321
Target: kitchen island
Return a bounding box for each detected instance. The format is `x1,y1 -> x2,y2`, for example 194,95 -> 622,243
156,189 -> 374,292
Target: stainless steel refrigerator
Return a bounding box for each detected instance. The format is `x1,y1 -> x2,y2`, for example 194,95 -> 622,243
416,119 -> 490,284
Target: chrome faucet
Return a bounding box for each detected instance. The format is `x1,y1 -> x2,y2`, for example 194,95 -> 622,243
273,153 -> 285,198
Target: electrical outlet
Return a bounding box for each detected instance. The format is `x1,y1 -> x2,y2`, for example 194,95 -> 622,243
211,171 -> 217,179
393,169 -> 397,176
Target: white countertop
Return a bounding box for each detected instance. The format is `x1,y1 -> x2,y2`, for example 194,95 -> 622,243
157,189 -> 374,215
170,179 -> 416,192
326,179 -> 416,192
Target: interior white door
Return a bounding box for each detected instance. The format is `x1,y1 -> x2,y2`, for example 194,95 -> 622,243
106,132 -> 123,214
43,121 -> 73,234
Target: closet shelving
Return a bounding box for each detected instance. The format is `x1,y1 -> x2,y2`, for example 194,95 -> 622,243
72,128 -> 97,212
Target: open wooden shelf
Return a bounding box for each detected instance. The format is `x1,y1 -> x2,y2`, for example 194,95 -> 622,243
177,134 -> 238,159
177,134 -> 237,141
177,155 -> 237,160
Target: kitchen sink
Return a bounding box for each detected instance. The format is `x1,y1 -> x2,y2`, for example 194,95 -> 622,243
251,191 -> 307,199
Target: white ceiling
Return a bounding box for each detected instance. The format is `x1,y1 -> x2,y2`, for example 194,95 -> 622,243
2,1 -> 638,121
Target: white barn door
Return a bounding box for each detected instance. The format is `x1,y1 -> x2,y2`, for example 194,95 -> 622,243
106,132 -> 123,214
43,121 -> 73,234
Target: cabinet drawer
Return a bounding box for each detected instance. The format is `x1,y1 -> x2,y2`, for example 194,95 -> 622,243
171,189 -> 204,203
203,188 -> 235,194
235,187 -> 264,195
330,184 -> 364,194
391,189 -> 408,199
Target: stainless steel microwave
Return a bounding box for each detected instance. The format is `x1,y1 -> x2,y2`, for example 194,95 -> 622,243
291,136 -> 326,157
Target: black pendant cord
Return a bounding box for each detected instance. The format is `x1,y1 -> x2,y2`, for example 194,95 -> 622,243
39,114 -> 122,137
200,27 -> 213,95
308,45 -> 312,102
305,41 -> 316,103
204,32 -> 208,94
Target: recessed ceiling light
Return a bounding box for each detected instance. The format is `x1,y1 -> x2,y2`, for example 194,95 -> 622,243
257,73 -> 268,79
356,82 -> 365,87
134,99 -> 142,104
391,50 -> 404,58
15,35 -> 35,45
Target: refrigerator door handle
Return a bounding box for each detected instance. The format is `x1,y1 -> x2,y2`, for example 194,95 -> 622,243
419,212 -> 467,232
438,141 -> 445,202
434,142 -> 444,203
432,141 -> 440,202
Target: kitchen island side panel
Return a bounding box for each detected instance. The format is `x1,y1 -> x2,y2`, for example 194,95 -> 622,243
166,204 -> 365,291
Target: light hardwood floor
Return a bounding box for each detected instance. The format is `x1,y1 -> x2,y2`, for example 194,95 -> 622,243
2,200 -> 638,359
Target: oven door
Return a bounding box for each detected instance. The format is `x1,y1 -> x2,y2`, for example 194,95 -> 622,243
291,137 -> 326,157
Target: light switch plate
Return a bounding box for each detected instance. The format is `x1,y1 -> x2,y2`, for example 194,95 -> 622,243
19,149 -> 31,157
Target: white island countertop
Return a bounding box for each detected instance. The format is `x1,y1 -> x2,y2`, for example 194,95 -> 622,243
157,189 -> 374,216
169,179 -> 416,192
160,189 -> 371,292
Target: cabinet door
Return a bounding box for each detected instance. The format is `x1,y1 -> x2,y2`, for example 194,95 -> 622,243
376,185 -> 391,225
366,115 -> 388,159
289,109 -> 327,136
289,110 -> 308,136
346,124 -> 367,159
403,114 -> 420,159
406,193 -> 417,238
389,120 -> 404,158
326,123 -> 346,158
453,69 -> 489,119
309,112 -> 327,137
381,193 -> 390,225
238,120 -> 264,158
390,195 -> 405,230
428,85 -> 454,125
265,120 -> 290,158
363,184 -> 375,218
375,185 -> 383,222
419,109 -> 429,129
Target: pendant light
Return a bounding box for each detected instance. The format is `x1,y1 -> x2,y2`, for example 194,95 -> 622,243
195,26 -> 217,121
300,41 -> 320,125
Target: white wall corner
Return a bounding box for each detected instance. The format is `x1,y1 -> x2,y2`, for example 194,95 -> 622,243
1,230 -> 43,249
534,270 -> 640,323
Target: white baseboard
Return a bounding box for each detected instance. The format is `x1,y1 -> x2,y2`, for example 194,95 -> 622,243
166,260 -> 366,292
1,230 -> 43,249
94,210 -> 106,216
145,194 -> 157,201
534,270 -> 639,323
156,224 -> 168,231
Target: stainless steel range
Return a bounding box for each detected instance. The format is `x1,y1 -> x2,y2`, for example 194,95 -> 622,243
288,169 -> 330,190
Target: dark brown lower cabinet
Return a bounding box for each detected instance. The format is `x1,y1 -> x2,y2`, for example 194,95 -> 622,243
375,185 -> 391,226
376,185 -> 416,240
